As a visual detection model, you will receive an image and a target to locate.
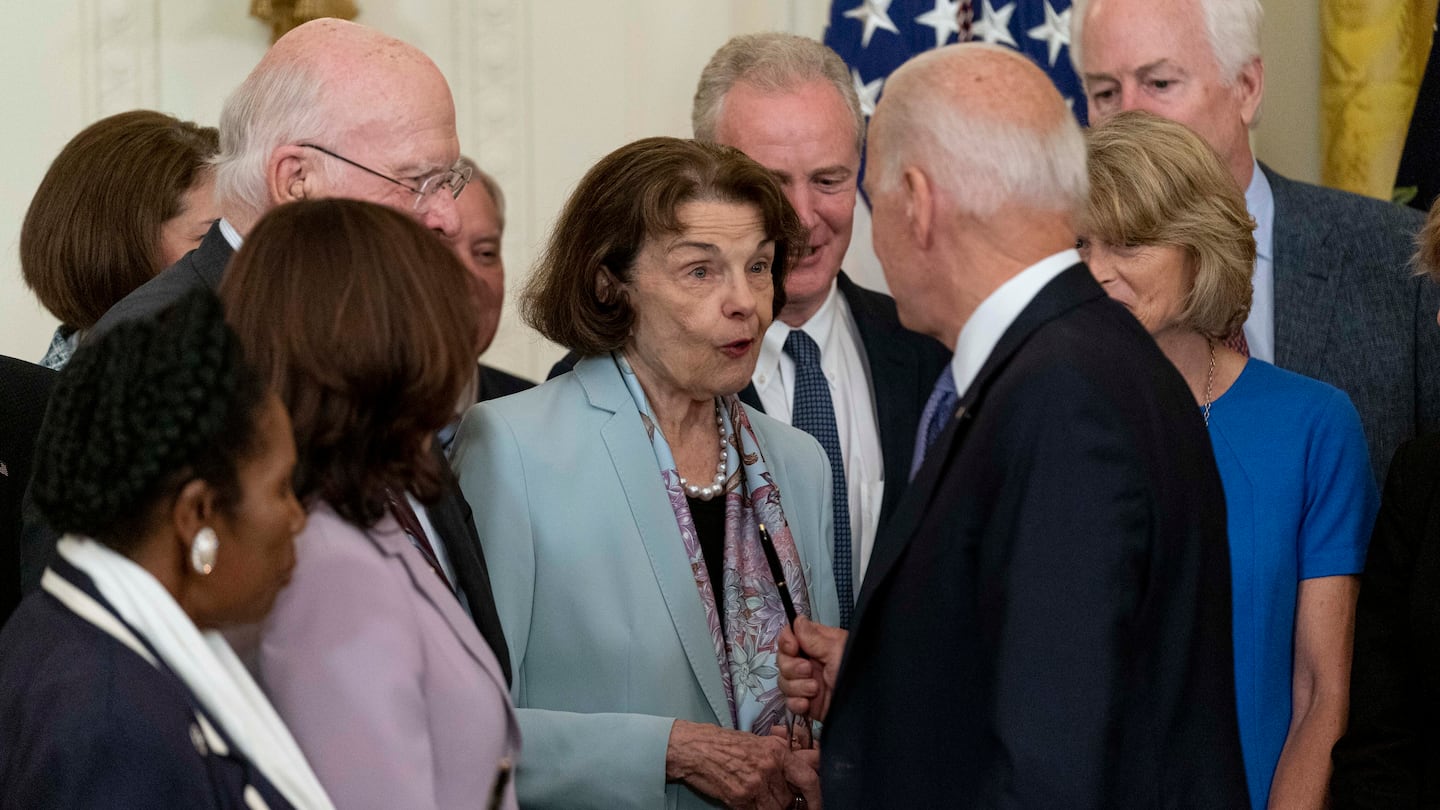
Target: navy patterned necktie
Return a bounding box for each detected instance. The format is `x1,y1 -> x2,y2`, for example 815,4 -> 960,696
783,329 -> 853,628
910,369 -> 959,481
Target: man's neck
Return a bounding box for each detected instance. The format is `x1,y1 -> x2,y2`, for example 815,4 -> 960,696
1230,147 -> 1257,191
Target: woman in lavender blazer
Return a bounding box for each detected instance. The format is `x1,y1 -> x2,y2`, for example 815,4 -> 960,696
223,200 -> 520,810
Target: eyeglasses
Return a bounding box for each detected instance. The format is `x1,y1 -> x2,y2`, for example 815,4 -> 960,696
299,143 -> 471,212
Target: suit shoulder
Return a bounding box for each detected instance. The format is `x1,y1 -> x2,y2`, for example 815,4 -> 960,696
0,595 -> 196,738
1272,172 -> 1423,234
90,260 -> 206,338
837,273 -> 951,359
1388,431 -> 1440,487
477,364 -> 535,401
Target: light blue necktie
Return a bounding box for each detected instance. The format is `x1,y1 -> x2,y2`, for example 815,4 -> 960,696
783,330 -> 853,628
910,369 -> 959,481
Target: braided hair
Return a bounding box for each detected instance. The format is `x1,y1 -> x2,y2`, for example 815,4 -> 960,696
30,289 -> 265,552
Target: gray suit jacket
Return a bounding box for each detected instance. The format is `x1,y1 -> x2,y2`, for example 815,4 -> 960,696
1268,164 -> 1440,478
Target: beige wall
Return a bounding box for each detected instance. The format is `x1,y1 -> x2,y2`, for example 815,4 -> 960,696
1255,0 -> 1322,184
0,0 -> 1324,376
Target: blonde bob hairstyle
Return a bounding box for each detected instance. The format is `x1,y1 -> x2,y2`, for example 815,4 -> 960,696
1083,110 -> 1255,340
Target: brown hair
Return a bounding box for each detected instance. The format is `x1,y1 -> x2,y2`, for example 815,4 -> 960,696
220,199 -> 478,527
1083,111 -> 1256,340
523,137 -> 806,355
21,110 -> 219,330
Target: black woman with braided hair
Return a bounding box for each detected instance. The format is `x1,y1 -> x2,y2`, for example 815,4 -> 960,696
0,290 -> 335,810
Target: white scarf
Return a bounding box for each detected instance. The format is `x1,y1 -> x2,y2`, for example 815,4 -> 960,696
51,536 -> 334,810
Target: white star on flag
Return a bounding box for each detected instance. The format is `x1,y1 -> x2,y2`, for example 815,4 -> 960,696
852,69 -> 885,118
915,0 -> 962,50
1026,0 -> 1071,66
971,0 -> 1017,48
843,0 -> 901,49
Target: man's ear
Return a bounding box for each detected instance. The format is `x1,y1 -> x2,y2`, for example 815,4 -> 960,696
1234,56 -> 1264,128
267,144 -> 312,206
170,478 -> 219,555
903,167 -> 935,251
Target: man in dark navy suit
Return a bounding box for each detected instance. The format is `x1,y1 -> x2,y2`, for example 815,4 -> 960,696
778,44 -> 1247,808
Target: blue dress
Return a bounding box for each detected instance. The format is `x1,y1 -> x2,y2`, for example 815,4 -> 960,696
1206,358 -> 1379,809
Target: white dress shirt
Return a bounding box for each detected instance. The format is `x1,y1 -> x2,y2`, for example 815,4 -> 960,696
1241,160 -> 1276,363
753,280 -> 885,590
950,249 -> 1081,397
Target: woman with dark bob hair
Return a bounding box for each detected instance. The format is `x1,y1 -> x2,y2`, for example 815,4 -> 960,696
221,199 -> 519,810
451,136 -> 840,809
1081,111 -> 1377,809
0,290 -> 331,808
22,110 -> 219,369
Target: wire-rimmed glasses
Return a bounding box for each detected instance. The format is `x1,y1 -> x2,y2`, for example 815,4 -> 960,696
298,143 -> 471,212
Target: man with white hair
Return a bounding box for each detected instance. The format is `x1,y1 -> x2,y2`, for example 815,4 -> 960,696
1073,0 -> 1440,479
776,43 -> 1248,808
92,18 -> 468,335
79,20 -> 513,687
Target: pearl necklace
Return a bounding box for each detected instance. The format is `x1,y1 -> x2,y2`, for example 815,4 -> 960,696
679,402 -> 729,501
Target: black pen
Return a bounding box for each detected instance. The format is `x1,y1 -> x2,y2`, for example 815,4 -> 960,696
758,522 -> 800,626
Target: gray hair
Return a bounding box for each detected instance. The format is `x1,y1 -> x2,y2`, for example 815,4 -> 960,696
1070,0 -> 1263,85
456,156 -> 506,230
210,60 -> 336,220
693,32 -> 865,157
870,45 -> 1088,219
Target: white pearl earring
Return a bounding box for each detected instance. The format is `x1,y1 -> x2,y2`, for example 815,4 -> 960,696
190,527 -> 219,575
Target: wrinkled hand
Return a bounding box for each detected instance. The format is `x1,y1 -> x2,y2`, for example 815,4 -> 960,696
769,725 -> 822,808
666,720 -> 794,809
777,616 -> 847,722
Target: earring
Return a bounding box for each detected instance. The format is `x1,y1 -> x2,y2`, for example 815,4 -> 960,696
190,527 -> 219,576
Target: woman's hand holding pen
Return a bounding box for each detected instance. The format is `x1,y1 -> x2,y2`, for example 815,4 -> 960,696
777,616 -> 848,723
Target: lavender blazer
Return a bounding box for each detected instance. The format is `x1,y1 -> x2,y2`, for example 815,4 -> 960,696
255,502 -> 520,810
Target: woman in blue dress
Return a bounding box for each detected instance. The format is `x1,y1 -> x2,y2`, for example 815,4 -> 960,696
1078,111 -> 1379,809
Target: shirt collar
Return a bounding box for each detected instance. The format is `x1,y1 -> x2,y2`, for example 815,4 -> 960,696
950,248 -> 1079,397
758,277 -> 842,373
1244,160 -> 1274,262
218,218 -> 244,251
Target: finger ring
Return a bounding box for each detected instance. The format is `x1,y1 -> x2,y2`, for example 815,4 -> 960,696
791,797 -> 808,809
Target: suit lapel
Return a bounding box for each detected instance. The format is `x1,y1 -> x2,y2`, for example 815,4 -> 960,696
837,272 -> 922,495
424,449 -> 513,686
576,357 -> 734,727
851,265 -> 1103,624
368,517 -> 512,700
1266,165 -> 1339,373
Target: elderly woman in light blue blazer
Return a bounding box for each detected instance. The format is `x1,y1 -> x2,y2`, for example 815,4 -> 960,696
452,137 -> 840,810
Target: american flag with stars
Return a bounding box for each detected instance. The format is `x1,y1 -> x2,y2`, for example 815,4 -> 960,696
824,0 -> 1088,127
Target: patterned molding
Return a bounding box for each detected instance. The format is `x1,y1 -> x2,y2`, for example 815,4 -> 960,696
454,0 -> 550,378
81,0 -> 160,120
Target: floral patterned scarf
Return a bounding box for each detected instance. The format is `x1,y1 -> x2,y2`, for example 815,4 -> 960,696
616,354 -> 814,733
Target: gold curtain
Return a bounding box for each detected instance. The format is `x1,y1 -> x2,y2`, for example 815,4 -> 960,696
250,0 -> 360,44
1321,0 -> 1438,200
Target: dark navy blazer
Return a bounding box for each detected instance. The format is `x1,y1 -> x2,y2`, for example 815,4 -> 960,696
0,558 -> 294,809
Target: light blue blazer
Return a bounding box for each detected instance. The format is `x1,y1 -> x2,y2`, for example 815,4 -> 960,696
451,354 -> 839,809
